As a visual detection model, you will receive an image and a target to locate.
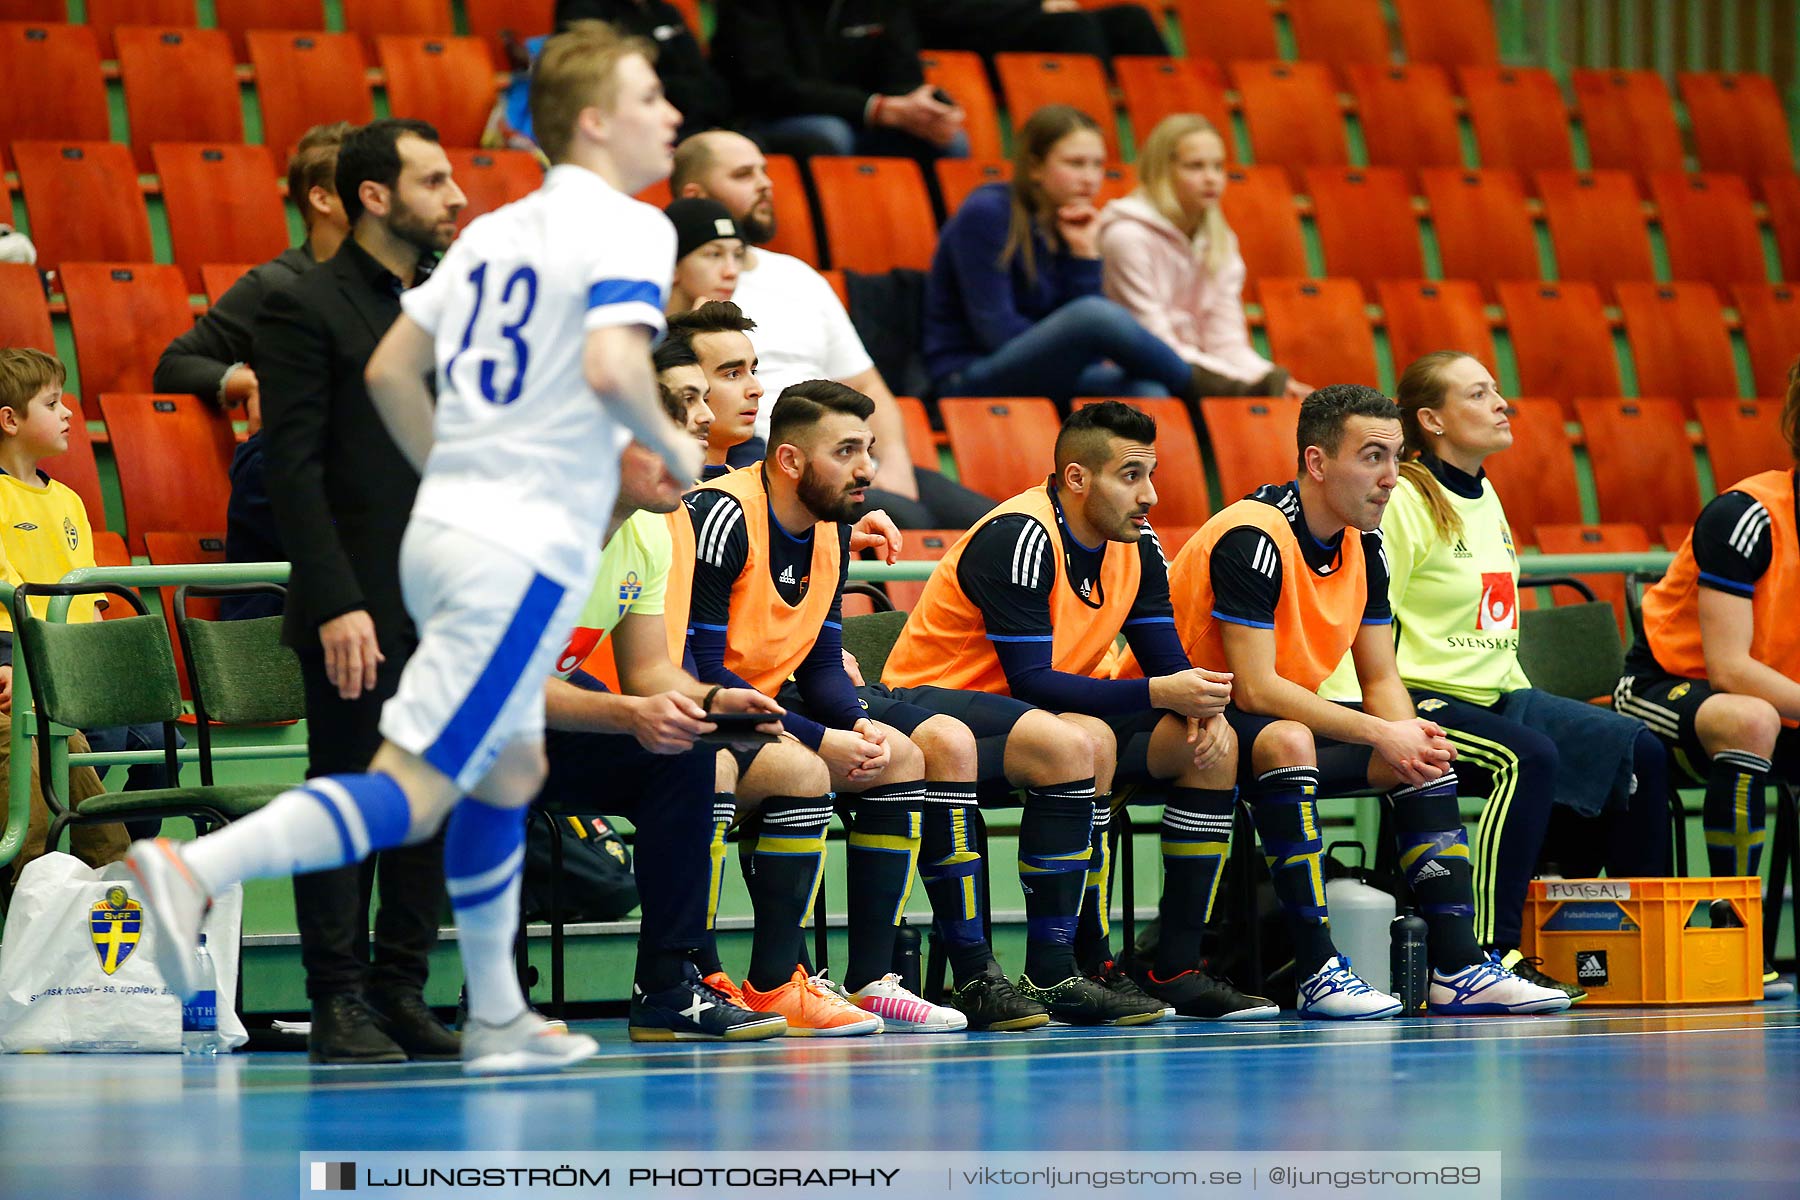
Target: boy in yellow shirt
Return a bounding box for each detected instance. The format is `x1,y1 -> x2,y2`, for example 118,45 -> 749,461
0,348 -> 127,876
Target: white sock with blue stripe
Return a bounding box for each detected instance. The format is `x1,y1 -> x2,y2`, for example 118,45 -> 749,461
182,773 -> 414,891
444,797 -> 529,1026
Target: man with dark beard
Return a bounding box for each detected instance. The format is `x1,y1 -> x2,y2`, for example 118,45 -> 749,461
684,380 -> 966,1032
253,118 -> 466,1063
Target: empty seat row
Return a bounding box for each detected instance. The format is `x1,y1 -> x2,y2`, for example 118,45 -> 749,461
0,1 -> 560,62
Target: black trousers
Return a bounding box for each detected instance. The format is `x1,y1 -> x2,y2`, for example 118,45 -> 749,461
294,645 -> 446,1002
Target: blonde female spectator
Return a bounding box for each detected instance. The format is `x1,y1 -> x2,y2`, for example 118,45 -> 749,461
1099,114 -> 1309,400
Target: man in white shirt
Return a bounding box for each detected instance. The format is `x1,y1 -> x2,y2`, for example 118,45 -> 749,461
671,130 -> 993,531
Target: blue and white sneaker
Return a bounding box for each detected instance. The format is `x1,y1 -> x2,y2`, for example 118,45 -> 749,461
1296,955 -> 1402,1020
628,961 -> 788,1042
1430,952 -> 1572,1015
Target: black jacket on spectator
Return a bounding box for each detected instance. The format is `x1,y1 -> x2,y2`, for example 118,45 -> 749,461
917,0 -> 1166,60
712,0 -> 927,127
153,246 -> 315,403
555,0 -> 731,138
252,239 -> 420,658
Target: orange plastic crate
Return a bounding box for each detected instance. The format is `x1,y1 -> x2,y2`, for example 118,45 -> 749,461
1520,877 -> 1762,1005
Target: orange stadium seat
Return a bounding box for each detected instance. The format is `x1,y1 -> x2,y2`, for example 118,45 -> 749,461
444,147 -> 541,229
1219,165 -> 1308,283
1172,1 -> 1277,61
1375,280 -> 1495,377
0,262 -> 56,355
144,530 -> 230,700
43,409 -> 108,532
893,396 -> 941,473
1258,277 -> 1380,388
936,159 -> 1012,215
1732,284 -> 1800,399
1659,523 -> 1692,552
1694,397 -> 1793,487
1231,60 -> 1347,186
1536,169 -> 1655,292
1534,523 -> 1650,633
1286,0 -> 1391,71
1305,166 -> 1423,294
61,263 -> 195,402
213,0 -> 326,60
1200,398 -> 1300,502
1419,168 -> 1539,298
809,157 -> 937,273
1497,281 -> 1621,417
338,0 -> 452,54
116,27 -> 244,172
1614,282 -> 1738,414
759,153 -> 821,266
1073,397 -> 1212,526
1678,72 -> 1796,178
884,529 -> 961,614
83,0 -> 193,58
247,31 -> 373,160
1457,67 -> 1574,180
1115,56 -> 1234,153
920,49 -> 1005,162
377,36 -> 497,149
1649,173 -> 1769,293
0,22 -> 110,159
1479,397 -> 1579,547
1761,173 -> 1800,284
153,143 -> 290,293
819,268 -> 849,309
1575,397 -> 1704,539
0,1 -> 66,20
1394,0 -> 1499,67
200,263 -> 255,300
939,397 -> 1061,502
1571,70 -> 1685,183
92,531 -> 132,576
463,0 -> 554,67
97,394 -> 235,554
1344,64 -> 1464,180
994,53 -> 1118,159
12,142 -> 153,274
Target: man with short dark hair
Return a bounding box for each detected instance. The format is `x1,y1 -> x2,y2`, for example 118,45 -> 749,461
1130,385 -> 1571,1017
686,380 -> 967,1032
250,117 -> 468,1063
885,402 -> 1268,1023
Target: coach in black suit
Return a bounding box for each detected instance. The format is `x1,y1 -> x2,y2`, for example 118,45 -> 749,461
254,118 -> 467,1064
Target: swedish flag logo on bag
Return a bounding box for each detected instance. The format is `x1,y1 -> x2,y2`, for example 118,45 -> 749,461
89,885 -> 143,976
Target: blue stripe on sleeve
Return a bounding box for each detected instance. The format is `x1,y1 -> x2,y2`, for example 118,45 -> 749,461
1212,610 -> 1275,630
587,279 -> 664,310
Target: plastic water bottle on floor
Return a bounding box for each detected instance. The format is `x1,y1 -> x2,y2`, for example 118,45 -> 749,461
182,934 -> 224,1056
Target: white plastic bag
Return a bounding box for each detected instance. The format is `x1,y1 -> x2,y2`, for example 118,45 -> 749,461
0,852 -> 248,1053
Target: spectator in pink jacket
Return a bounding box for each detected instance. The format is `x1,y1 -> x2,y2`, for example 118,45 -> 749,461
1098,114 -> 1311,402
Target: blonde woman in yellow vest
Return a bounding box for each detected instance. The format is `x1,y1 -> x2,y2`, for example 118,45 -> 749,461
1330,351 -> 1673,1005
1133,385 -> 1572,1016
1615,359 -> 1800,999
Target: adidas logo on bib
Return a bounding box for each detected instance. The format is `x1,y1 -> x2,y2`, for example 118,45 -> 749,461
1414,859 -> 1451,882
779,565 -> 797,585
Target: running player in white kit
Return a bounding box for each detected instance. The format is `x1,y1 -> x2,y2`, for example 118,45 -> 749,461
127,21 -> 704,1075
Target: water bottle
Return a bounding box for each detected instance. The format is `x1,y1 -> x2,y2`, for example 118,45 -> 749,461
1389,913 -> 1430,1015
182,934 -> 224,1056
892,920 -> 922,995
1325,876 -> 1397,996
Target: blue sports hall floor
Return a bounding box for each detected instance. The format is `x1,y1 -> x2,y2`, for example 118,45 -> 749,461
1,1002 -> 1796,1199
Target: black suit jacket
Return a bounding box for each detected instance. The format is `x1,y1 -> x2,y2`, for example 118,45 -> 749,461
253,239 -> 422,656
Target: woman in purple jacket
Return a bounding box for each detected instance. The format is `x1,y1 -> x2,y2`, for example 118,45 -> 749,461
923,105 -> 1194,407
